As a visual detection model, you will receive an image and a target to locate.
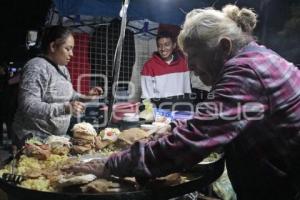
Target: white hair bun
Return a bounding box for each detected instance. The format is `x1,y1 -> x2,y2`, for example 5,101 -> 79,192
222,4 -> 257,33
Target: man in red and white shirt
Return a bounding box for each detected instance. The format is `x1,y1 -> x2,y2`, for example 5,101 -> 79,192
141,31 -> 191,109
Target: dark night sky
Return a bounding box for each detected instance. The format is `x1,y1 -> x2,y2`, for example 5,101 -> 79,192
0,0 -> 52,63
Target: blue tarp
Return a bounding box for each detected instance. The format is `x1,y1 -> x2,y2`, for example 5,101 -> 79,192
53,0 -> 212,25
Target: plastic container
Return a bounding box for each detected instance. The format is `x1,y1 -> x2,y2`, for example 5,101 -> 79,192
172,111 -> 194,121
112,102 -> 140,123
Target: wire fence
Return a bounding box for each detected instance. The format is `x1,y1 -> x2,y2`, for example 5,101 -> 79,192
67,19 -> 136,103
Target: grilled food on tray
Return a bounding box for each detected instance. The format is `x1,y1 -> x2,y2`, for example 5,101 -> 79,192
71,122 -> 97,154
97,127 -> 149,154
46,135 -> 71,155
80,179 -> 121,193
96,128 -> 121,151
0,121 -> 220,194
23,138 -> 51,160
0,154 -> 77,192
57,174 -> 97,188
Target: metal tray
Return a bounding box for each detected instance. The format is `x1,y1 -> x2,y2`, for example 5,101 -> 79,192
0,155 -> 224,200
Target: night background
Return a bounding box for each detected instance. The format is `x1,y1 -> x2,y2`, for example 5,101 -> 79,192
0,0 -> 52,65
0,0 -> 299,66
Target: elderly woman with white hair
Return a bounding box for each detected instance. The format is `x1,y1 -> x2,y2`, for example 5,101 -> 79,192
65,5 -> 300,200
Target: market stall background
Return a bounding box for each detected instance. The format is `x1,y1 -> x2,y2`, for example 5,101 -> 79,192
0,0 -> 299,63
52,0 -> 300,105
0,0 -> 299,199
0,0 -> 299,143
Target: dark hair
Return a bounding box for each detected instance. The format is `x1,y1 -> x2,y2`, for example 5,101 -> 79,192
156,31 -> 176,44
40,25 -> 73,54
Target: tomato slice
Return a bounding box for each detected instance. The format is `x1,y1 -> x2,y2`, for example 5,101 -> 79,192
106,131 -> 113,136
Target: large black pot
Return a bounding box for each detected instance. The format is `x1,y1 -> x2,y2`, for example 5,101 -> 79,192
0,156 -> 224,200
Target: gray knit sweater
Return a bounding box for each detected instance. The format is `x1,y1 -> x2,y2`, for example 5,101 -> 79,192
12,57 -> 80,141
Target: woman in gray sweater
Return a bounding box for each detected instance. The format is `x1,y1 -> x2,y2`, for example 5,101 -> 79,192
12,26 -> 102,147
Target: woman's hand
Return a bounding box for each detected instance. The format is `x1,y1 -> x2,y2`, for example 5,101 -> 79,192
88,86 -> 103,96
62,159 -> 110,178
65,101 -> 85,116
80,86 -> 103,102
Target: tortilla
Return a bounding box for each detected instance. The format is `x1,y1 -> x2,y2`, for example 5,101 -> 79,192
57,174 -> 97,188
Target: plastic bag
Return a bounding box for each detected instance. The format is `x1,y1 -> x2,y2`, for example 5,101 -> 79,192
212,166 -> 237,200
139,99 -> 154,122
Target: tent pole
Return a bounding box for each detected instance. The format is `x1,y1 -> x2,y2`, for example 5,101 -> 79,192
107,0 -> 130,126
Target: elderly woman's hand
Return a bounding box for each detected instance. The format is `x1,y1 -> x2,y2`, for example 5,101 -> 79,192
63,159 -> 110,178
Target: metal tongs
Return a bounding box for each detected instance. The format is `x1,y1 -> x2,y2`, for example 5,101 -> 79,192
2,146 -> 26,184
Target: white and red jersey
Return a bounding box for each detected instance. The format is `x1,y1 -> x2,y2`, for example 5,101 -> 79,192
141,52 -> 191,99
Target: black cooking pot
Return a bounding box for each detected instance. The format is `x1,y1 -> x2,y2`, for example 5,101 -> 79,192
0,156 -> 224,200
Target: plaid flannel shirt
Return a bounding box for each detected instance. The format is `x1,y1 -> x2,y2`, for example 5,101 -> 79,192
106,42 -> 300,197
